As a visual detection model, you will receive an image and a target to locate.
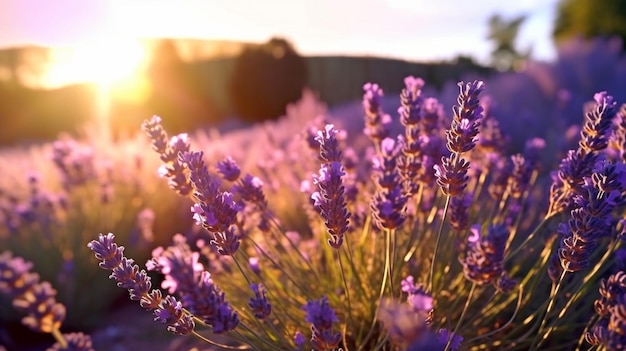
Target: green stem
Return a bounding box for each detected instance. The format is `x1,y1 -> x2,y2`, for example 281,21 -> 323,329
429,195 -> 450,293
530,269 -> 567,350
445,282 -> 476,351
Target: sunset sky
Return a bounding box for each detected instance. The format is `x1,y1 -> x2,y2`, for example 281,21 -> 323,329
1,0 -> 559,63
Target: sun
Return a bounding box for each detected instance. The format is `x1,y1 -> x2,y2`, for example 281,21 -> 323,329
43,37 -> 148,89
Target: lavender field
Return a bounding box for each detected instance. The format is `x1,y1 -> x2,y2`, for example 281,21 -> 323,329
2,38 -> 626,351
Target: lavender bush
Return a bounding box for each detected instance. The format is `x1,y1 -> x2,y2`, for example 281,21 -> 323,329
0,129 -> 191,330
82,76 -> 626,350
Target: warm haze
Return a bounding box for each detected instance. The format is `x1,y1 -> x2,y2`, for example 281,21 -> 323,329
0,0 -> 559,88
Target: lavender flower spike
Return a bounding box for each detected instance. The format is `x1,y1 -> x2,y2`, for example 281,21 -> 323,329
248,283 -> 272,320
312,124 -> 351,249
312,161 -> 351,248
460,224 -> 510,286
302,296 -> 341,351
435,80 -> 485,197
88,233 -> 195,335
0,251 -> 66,334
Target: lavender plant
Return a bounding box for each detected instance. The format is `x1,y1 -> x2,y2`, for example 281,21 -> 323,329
83,76 -> 624,351
0,128 -> 191,331
0,251 -> 94,350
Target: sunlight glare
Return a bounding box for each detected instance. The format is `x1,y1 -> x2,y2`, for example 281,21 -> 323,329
43,38 -> 148,90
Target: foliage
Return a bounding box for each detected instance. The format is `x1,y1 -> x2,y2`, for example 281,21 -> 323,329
229,37 -> 308,122
487,14 -> 531,71
553,0 -> 626,48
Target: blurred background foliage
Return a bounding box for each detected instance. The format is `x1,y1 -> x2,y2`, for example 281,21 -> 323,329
0,37 -> 493,146
553,0 -> 626,48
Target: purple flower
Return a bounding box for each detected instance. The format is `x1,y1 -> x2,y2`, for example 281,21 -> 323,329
447,81 -> 485,154
460,224 -> 510,286
434,156 -> 470,197
548,92 -> 619,216
449,192 -> 473,232
549,161 -> 626,280
248,283 -> 272,320
580,92 -> 618,152
146,236 -> 239,334
363,82 -> 391,142
88,233 -> 194,335
47,332 -> 94,351
312,129 -> 351,248
146,234 -> 204,294
401,276 -> 434,312
294,331 -> 306,350
154,295 -> 195,335
371,184 -> 408,231
399,76 -> 424,127
315,124 -> 343,163
377,298 -> 432,348
142,116 -> 192,195
233,173 -> 272,232
51,139 -> 96,189
438,328 -> 463,351
585,271 -> 626,348
216,156 -> 241,181
302,296 -> 341,351
0,251 -> 67,334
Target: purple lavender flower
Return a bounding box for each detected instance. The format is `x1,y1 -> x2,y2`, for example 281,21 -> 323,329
182,151 -> 241,255
294,331 -> 306,350
370,137 -> 408,230
88,233 -> 194,335
0,251 -> 66,334
311,125 -> 351,248
370,184 -> 408,231
586,271 -> 626,348
363,82 -> 392,143
449,192 -> 473,232
548,92 -> 619,216
248,283 -> 272,320
460,224 -> 510,286
232,173 -> 273,232
401,276 -> 434,312
147,236 -> 239,333
315,124 -> 343,163
434,156 -> 471,197
216,156 -> 242,181
146,234 -> 204,294
437,329 -> 463,351
142,116 -> 192,196
580,92 -> 618,152
51,139 -> 96,189
447,81 -> 485,153
47,332 -> 94,351
435,81 -> 485,198
399,76 -> 424,127
377,298 -> 433,348
549,161 -> 626,280
12,279 -> 66,334
508,154 -> 533,199
302,296 -> 341,351
312,161 -> 351,248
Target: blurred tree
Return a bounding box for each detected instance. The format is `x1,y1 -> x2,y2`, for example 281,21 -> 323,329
487,14 -> 531,71
553,0 -> 626,48
229,37 -> 308,122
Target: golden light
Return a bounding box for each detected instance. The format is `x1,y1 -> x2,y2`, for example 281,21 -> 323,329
44,38 -> 148,89
41,37 -> 151,140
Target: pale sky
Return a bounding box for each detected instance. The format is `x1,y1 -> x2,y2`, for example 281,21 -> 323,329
0,0 -> 559,63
